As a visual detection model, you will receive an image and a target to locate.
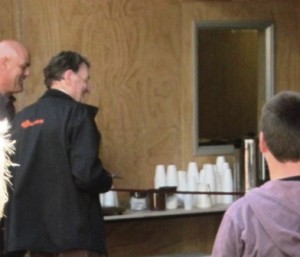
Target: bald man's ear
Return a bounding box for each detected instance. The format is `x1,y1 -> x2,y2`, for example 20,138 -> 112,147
0,57 -> 8,70
259,132 -> 268,153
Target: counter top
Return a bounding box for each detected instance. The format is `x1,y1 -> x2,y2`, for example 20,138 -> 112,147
104,204 -> 229,221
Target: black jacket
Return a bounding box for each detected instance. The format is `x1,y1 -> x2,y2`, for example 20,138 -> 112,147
4,89 -> 112,254
0,94 -> 16,122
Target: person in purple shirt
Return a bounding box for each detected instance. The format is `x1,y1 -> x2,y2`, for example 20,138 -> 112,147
212,90 -> 300,257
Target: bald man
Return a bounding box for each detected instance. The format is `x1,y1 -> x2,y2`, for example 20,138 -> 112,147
0,40 -> 30,257
0,40 -> 31,122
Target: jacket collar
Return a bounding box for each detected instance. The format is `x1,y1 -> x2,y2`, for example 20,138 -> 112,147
41,89 -> 99,117
41,89 -> 74,101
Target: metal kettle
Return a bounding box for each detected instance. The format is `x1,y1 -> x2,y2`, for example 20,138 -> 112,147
233,137 -> 269,193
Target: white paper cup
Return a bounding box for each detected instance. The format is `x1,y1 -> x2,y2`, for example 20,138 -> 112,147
166,194 -> 178,210
187,162 -> 199,181
202,164 -> 217,205
166,164 -> 178,187
177,170 -> 187,207
222,167 -> 234,204
184,194 -> 193,210
103,190 -> 118,207
154,164 -> 166,189
196,183 -> 212,209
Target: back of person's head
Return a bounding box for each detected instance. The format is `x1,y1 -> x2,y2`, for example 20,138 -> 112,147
43,51 -> 90,89
260,90 -> 300,162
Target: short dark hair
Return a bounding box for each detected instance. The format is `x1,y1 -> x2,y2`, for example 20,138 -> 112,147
43,51 -> 90,88
260,90 -> 300,162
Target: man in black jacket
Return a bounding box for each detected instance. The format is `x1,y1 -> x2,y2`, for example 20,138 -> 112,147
4,51 -> 112,257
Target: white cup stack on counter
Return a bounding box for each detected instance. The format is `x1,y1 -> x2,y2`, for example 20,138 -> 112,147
154,156 -> 234,210
99,187 -> 119,208
154,164 -> 178,210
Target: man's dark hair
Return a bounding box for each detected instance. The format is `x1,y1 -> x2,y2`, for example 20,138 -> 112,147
260,90 -> 300,162
43,51 -> 90,89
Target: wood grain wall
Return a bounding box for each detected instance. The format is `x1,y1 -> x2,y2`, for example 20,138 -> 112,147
0,1 -> 17,39
1,1 -> 300,255
181,0 -> 300,168
105,213 -> 223,257
1,0 -> 299,191
5,0 -> 183,191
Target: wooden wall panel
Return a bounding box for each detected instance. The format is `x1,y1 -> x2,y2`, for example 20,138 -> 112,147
273,2 -> 300,91
1,0 -> 300,256
2,0 -> 300,194
0,0 -> 18,39
181,0 -> 300,168
105,213 -> 223,257
15,0 -> 182,190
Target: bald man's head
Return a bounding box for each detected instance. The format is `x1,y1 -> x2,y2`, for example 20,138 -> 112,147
0,39 -> 31,95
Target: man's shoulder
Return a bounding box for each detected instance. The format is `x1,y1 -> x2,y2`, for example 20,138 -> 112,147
226,195 -> 251,214
224,181 -> 284,221
224,188 -> 263,222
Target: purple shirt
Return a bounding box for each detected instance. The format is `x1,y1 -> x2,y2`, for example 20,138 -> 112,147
212,180 -> 300,257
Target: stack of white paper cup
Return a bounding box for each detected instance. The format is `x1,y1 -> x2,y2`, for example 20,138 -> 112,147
187,162 -> 199,183
177,170 -> 187,207
187,162 -> 199,207
184,193 -> 193,210
103,190 -> 119,207
166,164 -> 178,187
216,156 -> 226,172
222,166 -> 234,204
196,183 -> 212,208
154,164 -> 166,189
215,156 -> 234,204
166,164 -> 178,209
201,164 -> 217,205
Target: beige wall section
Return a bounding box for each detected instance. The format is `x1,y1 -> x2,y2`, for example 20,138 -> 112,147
13,0 -> 182,190
0,0 -> 18,39
106,213 -> 223,256
2,0 -> 300,256
181,0 -> 300,168
3,0 -> 300,190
